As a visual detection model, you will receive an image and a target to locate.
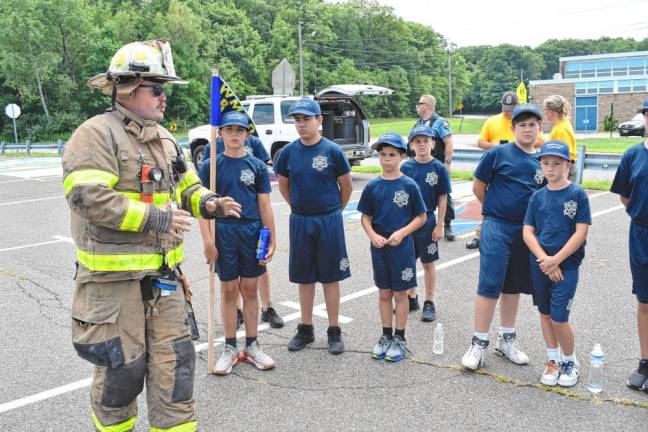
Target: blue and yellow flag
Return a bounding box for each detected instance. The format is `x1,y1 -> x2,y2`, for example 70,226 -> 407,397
210,75 -> 258,136
516,80 -> 528,104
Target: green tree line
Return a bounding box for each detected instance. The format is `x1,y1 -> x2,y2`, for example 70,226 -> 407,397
1,0 -> 647,141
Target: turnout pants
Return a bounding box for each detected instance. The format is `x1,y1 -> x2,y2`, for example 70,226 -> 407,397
71,279 -> 196,431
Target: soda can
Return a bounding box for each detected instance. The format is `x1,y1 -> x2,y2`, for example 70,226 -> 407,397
256,226 -> 271,260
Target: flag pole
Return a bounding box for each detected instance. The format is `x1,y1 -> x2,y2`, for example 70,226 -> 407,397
207,68 -> 220,375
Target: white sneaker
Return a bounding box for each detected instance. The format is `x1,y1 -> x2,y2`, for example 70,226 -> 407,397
243,341 -> 275,370
494,332 -> 529,365
214,344 -> 240,375
461,336 -> 489,370
540,360 -> 561,386
558,360 -> 580,387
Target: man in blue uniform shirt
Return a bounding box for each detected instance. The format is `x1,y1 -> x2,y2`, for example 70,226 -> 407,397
611,97 -> 648,392
274,97 -> 353,354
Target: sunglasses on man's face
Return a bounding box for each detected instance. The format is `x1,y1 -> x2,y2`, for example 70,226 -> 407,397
138,83 -> 165,97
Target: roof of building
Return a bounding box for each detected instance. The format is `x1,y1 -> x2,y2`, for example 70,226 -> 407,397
560,51 -> 648,63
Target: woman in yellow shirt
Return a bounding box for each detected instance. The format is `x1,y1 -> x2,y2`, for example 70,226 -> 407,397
543,95 -> 578,181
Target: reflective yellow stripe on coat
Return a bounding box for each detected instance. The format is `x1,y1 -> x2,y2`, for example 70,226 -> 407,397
77,245 -> 184,272
63,169 -> 119,195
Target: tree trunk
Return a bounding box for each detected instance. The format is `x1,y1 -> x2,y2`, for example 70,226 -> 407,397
35,68 -> 51,124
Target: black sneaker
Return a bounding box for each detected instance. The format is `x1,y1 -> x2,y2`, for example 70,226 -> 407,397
627,359 -> 648,391
236,309 -> 244,330
466,237 -> 480,249
287,324 -> 315,351
409,295 -> 420,312
327,326 -> 345,354
261,307 -> 284,328
444,225 -> 455,241
421,301 -> 436,322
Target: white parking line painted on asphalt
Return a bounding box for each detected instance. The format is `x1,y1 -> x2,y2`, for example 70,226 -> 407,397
0,238 -> 67,254
0,195 -> 64,207
0,200 -> 626,414
280,300 -> 354,324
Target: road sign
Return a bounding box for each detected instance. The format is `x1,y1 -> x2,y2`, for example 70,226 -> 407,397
5,103 -> 20,119
272,58 -> 296,96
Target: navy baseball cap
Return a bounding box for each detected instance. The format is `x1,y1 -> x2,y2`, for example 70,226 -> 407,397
538,140 -> 570,161
512,103 -> 542,122
408,125 -> 436,142
220,111 -> 249,129
288,97 -> 321,117
638,97 -> 648,114
372,133 -> 408,153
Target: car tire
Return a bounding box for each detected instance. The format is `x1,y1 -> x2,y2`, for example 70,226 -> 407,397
192,144 -> 205,169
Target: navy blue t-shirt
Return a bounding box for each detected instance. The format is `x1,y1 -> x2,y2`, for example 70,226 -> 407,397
202,135 -> 271,166
611,142 -> 648,226
273,137 -> 351,215
401,158 -> 451,225
199,153 -> 270,222
357,175 -> 427,235
474,143 -> 545,223
524,183 -> 592,268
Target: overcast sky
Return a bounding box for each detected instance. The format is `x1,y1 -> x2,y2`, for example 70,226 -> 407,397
375,0 -> 648,48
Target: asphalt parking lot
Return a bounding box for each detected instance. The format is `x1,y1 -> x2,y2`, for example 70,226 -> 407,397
0,157 -> 646,431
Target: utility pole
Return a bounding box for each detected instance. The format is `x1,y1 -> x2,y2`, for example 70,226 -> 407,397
298,21 -> 304,96
448,50 -> 452,117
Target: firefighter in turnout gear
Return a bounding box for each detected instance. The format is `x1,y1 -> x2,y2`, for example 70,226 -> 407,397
63,39 -> 241,431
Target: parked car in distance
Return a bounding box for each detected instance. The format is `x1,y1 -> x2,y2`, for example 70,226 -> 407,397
618,113 -> 646,137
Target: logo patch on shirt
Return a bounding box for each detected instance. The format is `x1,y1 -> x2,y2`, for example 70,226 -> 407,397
534,168 -> 544,185
393,190 -> 409,208
426,171 -> 439,186
427,242 -> 438,255
401,267 -> 414,282
240,169 -> 255,186
339,257 -> 349,272
312,155 -> 328,172
563,200 -> 577,219
244,145 -> 253,156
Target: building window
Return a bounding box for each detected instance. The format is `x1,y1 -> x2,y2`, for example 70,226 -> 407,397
575,82 -> 587,95
596,60 -> 612,77
565,62 -> 580,79
618,80 -> 632,93
598,81 -> 613,93
581,61 -> 595,78
629,58 -> 645,76
613,59 -> 628,76
632,79 -> 647,92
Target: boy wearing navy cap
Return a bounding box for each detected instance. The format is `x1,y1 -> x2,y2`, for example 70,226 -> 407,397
198,111 -> 277,375
358,133 -> 427,361
401,125 -> 451,322
274,97 -> 353,354
611,97 -> 648,392
461,104 -> 546,371
523,140 -> 591,387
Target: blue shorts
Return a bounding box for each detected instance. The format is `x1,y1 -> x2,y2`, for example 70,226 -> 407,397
371,235 -> 417,291
413,215 -> 440,264
630,222 -> 648,304
530,265 -> 579,322
215,220 -> 266,282
289,211 -> 351,284
477,218 -> 532,299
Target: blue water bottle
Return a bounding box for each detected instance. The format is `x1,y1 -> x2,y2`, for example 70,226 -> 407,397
256,227 -> 271,260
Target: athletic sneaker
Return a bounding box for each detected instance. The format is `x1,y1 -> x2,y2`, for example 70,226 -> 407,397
372,335 -> 392,360
421,301 -> 436,322
465,237 -> 480,249
214,344 -> 239,376
444,225 -> 455,241
242,341 -> 275,370
287,324 -> 315,351
558,360 -> 580,387
261,307 -> 284,328
327,326 -> 345,354
236,308 -> 244,330
409,295 -> 420,312
627,359 -> 648,391
461,336 -> 489,370
385,335 -> 409,362
540,360 -> 561,386
494,332 -> 529,365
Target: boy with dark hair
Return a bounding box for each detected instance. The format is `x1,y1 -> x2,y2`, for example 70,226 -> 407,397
358,133 -> 427,361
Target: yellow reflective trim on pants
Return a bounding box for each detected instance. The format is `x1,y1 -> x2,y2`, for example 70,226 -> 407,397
176,170 -> 201,193
92,412 -> 137,432
150,420 -> 197,432
64,169 -> 119,195
118,191 -> 172,207
119,199 -> 147,231
77,245 -> 184,272
190,188 -> 209,218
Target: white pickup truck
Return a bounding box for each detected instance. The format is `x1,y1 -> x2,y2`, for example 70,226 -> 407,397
187,84 -> 392,167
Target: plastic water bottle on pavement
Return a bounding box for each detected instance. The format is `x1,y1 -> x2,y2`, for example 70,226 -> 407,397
587,343 -> 605,394
432,323 -> 444,355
